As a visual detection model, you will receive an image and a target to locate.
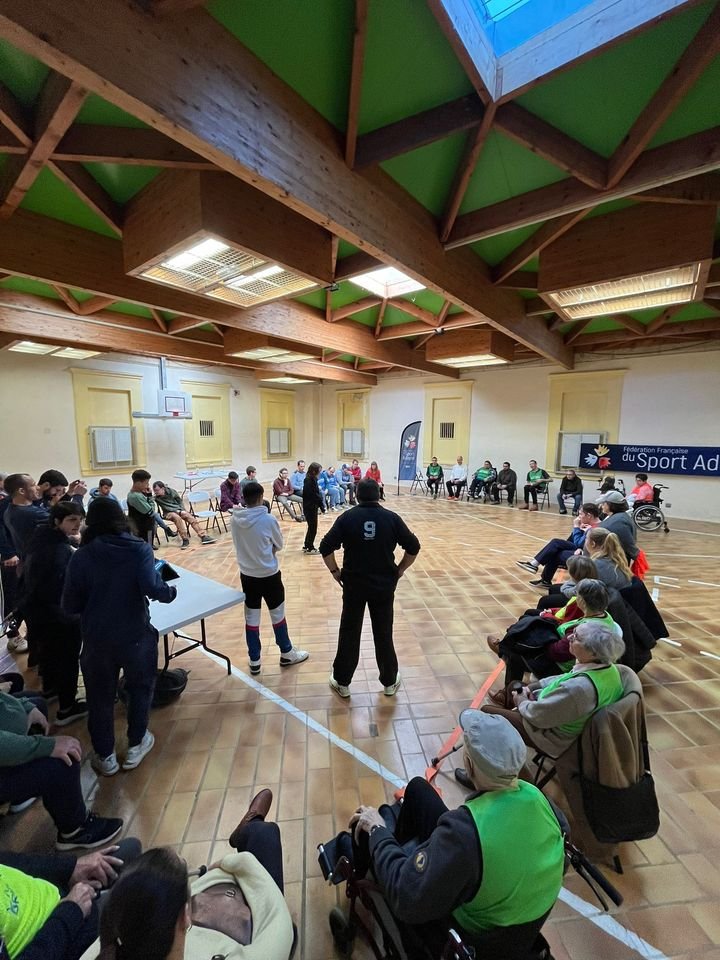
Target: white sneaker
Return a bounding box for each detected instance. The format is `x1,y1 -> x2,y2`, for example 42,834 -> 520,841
384,673 -> 402,697
92,752 -> 120,777
6,635 -> 28,654
279,647 -> 309,667
249,659 -> 262,675
329,675 -> 351,698
9,797 -> 36,814
122,731 -> 155,770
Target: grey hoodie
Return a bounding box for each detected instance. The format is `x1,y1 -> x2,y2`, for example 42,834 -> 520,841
231,505 -> 283,578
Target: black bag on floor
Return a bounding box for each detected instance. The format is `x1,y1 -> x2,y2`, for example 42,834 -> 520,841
579,739 -> 659,843
118,667 -> 189,708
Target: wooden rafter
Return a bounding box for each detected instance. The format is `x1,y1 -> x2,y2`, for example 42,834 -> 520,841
331,296 -> 381,321
0,211 -> 459,377
0,1 -> 571,366
0,82 -> 31,145
77,295 -> 115,315
51,284 -> 81,314
440,103 -> 496,243
374,299 -> 387,337
377,312 -> 481,340
0,126 -> 26,153
47,160 -> 123,234
150,307 -> 168,333
354,94 -> 483,169
322,350 -> 344,363
525,298 -> 555,317
147,0 -> 210,13
413,331 -> 437,351
572,316 -> 720,348
334,250 -> 382,281
496,270 -> 538,290
167,316 -> 208,335
448,126 -> 720,245
53,124 -> 214,168
345,0 -> 368,168
548,315 -> 566,332
643,305 -> 684,336
612,313 -> 647,337
563,319 -> 593,344
388,299 -> 439,326
492,210 -> 588,284
629,172 -> 720,205
607,3 -> 720,188
0,72 -> 86,219
494,104 -> 607,189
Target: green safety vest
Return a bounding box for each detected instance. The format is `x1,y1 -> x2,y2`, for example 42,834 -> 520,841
528,469 -> 545,483
556,611 -> 615,639
452,782 -> 565,934
538,664 -> 624,737
0,864 -> 60,958
474,469 -> 492,481
428,465 -> 441,477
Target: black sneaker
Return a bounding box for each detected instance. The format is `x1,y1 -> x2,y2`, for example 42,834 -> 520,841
56,813 -> 123,851
515,560 -> 539,573
529,578 -> 552,588
54,700 -> 89,727
166,529 -> 179,538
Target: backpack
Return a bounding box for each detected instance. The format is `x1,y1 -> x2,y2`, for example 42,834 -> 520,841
118,668 -> 189,708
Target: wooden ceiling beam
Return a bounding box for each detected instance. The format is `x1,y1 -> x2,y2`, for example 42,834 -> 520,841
46,160 -> 123,234
331,296 -> 381,321
563,318 -> 593,344
426,0 -> 495,102
0,0 -> 571,366
572,316 -> 720,347
629,172 -> 720,205
0,127 -> 27,153
374,299 -> 387,337
50,285 -> 81,314
148,0 -> 214,12
77,295 -> 115,315
643,304 -> 684,336
334,250 -> 383,281
377,311 -> 481,340
388,299 -> 439,326
0,290 -> 376,383
0,72 -> 86,219
150,307 -> 168,333
492,209 -> 588,283
53,123 -> 215,168
496,270 -> 538,290
612,313 -> 648,336
439,103 -> 496,243
0,81 -> 32,145
0,211 -> 458,376
344,0 -> 368,168
322,350 -> 344,363
449,126 -> 720,244
525,297 -> 554,317
167,315 -> 208,335
607,3 -> 720,188
354,94 -> 484,169
494,103 -> 607,189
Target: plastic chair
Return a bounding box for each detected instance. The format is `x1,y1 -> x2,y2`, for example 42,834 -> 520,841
187,490 -> 226,534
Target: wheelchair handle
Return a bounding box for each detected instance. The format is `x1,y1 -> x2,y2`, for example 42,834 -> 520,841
566,843 -> 623,909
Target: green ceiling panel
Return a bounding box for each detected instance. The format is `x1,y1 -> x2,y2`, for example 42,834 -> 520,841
470,221 -> 544,266
20,167 -> 119,238
0,276 -> 60,299
381,132 -> 468,216
75,94 -> 149,128
383,303 -> 416,327
514,2 -> 713,156
208,0 -> 354,129
81,163 -> 160,204
398,289 -> 447,313
294,290 -> 326,310
68,289 -> 93,303
650,57 -> 720,148
0,39 -> 48,106
359,0 -> 471,134
337,240 -> 359,259
344,306 -> 377,327
460,130 -> 567,214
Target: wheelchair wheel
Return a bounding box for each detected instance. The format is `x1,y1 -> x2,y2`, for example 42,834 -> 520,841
329,907 -> 356,956
633,505 -> 663,532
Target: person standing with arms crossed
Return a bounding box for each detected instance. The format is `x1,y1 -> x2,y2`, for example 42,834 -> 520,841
320,479 -> 420,698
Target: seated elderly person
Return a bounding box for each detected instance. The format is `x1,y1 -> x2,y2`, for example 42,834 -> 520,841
516,502 -> 601,588
462,619 -> 627,777
0,690 -> 123,850
82,788 -> 295,960
0,842 -> 139,960
445,455 -> 467,500
348,712 -> 565,959
486,578 -> 619,685
152,481 -> 216,549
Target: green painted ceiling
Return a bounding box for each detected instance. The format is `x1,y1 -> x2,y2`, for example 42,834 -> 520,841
0,0 -> 717,358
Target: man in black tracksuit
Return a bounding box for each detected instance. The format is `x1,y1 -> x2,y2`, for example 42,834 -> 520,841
320,479 -> 420,698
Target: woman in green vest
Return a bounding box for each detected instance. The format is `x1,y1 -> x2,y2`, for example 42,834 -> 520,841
479,618 -> 627,762
425,457 -> 443,498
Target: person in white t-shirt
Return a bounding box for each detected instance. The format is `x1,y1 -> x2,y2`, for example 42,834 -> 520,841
445,456 -> 468,500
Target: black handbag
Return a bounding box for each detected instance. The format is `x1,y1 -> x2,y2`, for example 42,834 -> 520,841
578,734 -> 659,844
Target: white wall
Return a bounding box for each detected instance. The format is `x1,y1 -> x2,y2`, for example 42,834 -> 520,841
1,346 -> 718,521
317,347 -> 720,522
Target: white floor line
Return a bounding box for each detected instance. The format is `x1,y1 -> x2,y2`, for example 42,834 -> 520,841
651,588 -> 660,602
688,580 -> 720,588
660,637 -> 683,647
700,650 -> 720,662
557,889 -> 668,960
200,647 -> 666,960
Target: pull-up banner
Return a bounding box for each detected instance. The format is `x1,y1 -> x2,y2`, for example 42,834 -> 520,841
579,442 -> 720,478
398,421 -> 422,481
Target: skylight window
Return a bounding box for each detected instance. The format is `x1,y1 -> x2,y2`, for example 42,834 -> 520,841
7,341 -> 101,358
351,266 -> 425,299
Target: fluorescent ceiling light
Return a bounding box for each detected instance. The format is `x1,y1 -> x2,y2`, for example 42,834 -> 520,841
186,238 -> 230,259
233,345 -> 314,362
52,348 -> 102,359
439,354 -> 509,367
8,341 -> 61,355
260,376 -> 315,384
227,264 -> 284,288
352,266 -> 425,299
546,265 -> 700,320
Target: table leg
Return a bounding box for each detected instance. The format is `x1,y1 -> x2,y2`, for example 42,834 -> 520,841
162,619 -> 232,676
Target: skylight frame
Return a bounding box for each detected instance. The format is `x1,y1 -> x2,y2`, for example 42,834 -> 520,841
351,266 -> 426,299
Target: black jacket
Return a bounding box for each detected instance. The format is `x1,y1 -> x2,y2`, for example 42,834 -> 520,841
22,526 -> 77,626
559,477 -> 583,496
319,502 -> 420,591
302,474 -> 324,511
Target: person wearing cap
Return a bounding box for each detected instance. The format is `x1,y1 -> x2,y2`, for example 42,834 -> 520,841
349,711 -> 565,956
320,479 -> 420,698
595,490 -> 638,561
515,502 -> 601,588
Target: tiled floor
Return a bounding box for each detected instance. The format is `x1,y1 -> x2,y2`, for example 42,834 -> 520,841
3,494 -> 720,959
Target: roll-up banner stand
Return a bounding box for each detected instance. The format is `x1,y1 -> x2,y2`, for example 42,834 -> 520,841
397,421 -> 422,496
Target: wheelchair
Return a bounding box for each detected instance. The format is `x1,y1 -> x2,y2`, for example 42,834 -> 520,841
318,825 -> 621,960
632,484 -> 670,533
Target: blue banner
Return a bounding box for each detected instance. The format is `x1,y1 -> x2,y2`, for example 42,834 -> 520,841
398,421 -> 422,481
579,443 -> 720,478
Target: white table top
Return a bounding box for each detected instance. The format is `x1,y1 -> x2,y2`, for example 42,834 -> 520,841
149,564 -> 245,635
174,471 -> 226,481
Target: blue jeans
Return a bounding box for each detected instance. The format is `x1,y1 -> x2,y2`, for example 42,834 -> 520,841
557,492 -> 582,513
81,634 -> 158,758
